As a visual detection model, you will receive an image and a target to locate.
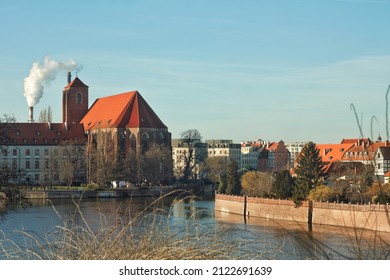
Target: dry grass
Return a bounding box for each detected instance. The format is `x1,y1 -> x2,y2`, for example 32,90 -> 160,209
0,192 -> 260,260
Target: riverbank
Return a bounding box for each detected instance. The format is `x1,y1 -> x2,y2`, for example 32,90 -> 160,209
1,183 -> 214,201
215,193 -> 390,232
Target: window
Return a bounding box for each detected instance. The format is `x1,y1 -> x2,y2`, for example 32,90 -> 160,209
26,161 -> 30,169
44,149 -> 49,157
13,149 -> 17,156
76,92 -> 82,104
35,174 -> 40,182
35,160 -> 40,169
45,159 -> 49,169
35,149 -> 40,156
26,149 -> 30,156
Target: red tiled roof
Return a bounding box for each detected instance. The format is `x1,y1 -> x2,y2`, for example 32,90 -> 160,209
342,141 -> 388,161
316,143 -> 355,162
267,142 -> 278,150
64,77 -> 88,90
81,91 -> 167,131
384,171 -> 390,177
4,122 -> 85,146
340,138 -> 371,145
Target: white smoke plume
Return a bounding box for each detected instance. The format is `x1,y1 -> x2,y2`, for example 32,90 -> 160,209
24,57 -> 82,107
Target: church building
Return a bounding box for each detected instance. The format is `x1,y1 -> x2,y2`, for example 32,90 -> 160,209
0,74 -> 171,186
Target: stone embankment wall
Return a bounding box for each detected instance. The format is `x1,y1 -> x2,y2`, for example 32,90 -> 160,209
215,193 -> 390,232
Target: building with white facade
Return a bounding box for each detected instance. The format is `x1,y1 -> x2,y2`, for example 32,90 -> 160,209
206,139 -> 241,168
240,140 -> 263,170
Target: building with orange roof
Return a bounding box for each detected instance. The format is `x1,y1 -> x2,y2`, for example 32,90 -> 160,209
258,140 -> 290,172
0,74 -> 87,185
0,74 -> 171,186
315,138 -> 390,183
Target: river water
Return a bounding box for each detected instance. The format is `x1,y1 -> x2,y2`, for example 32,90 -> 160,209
0,195 -> 389,260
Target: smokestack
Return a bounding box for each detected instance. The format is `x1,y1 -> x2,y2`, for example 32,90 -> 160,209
28,106 -> 34,123
67,72 -> 71,84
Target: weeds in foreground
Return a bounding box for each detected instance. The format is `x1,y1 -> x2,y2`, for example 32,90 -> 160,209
0,192 -> 266,260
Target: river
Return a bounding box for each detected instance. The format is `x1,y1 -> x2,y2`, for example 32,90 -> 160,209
0,195 -> 389,260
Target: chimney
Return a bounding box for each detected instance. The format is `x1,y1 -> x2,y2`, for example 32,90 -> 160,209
28,106 -> 34,123
67,72 -> 71,84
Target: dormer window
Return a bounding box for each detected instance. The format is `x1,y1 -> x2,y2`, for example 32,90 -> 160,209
16,131 -> 20,136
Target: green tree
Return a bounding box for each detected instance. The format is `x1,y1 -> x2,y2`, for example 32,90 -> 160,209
226,160 -> 241,195
292,141 -> 325,206
272,170 -> 295,199
218,172 -> 227,194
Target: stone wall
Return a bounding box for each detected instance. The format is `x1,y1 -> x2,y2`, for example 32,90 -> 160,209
215,194 -> 390,232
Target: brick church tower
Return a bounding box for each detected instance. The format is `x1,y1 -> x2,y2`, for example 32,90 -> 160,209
62,72 -> 89,124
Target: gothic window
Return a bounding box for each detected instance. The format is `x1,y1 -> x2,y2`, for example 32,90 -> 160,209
130,134 -> 137,151
76,92 -> 82,104
141,133 -> 149,154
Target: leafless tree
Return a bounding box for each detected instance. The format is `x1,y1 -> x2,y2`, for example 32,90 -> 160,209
139,143 -> 173,185
0,114 -> 16,153
61,139 -> 86,188
38,106 -> 53,123
179,129 -> 203,181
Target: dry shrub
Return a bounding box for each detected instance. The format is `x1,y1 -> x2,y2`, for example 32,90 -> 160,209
0,193 -> 257,260
308,185 -> 338,202
364,183 -> 390,203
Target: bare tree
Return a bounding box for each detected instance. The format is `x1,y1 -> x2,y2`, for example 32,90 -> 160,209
139,143 -> 173,185
38,106 -> 53,123
0,114 -> 22,186
199,156 -> 231,183
61,139 -> 85,188
0,114 -> 17,153
179,129 -> 203,181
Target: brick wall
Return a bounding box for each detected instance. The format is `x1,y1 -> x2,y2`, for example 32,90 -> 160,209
215,194 -> 390,232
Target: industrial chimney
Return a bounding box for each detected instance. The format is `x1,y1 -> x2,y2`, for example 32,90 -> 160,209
67,72 -> 71,84
28,106 -> 34,123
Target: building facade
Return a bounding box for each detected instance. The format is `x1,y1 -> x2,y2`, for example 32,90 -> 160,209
0,74 -> 171,186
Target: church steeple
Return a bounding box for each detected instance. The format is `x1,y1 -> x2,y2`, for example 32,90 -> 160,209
62,73 -> 89,125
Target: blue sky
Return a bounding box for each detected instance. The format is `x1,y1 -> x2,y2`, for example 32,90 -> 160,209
1,0 -> 390,143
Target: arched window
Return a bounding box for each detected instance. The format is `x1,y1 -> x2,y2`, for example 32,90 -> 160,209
141,133 -> 149,154
76,92 -> 82,104
130,134 -> 137,151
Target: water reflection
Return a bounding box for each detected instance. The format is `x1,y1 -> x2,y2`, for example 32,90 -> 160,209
0,196 -> 389,260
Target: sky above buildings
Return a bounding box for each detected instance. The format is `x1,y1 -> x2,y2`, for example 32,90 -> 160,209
1,0 -> 390,144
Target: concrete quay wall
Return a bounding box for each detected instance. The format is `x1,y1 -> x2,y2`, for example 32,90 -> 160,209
215,194 -> 390,232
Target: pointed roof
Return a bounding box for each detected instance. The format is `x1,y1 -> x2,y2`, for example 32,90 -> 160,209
64,77 -> 88,90
80,91 -> 167,131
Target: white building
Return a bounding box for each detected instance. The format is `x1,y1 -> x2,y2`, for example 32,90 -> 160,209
240,140 -> 264,170
206,140 -> 241,168
286,142 -> 306,165
171,139 -> 207,179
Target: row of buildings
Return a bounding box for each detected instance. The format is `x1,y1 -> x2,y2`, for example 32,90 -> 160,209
172,136 -> 390,183
1,75 -> 390,185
